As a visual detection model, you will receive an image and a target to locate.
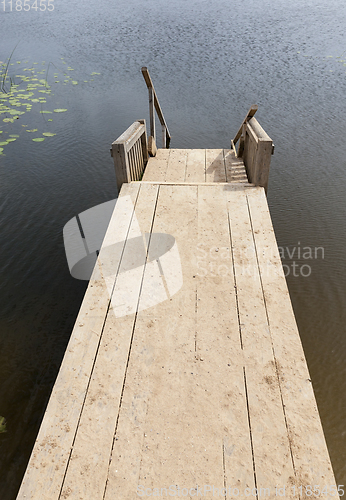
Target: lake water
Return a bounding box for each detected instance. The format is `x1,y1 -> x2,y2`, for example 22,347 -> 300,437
1,0 -> 346,497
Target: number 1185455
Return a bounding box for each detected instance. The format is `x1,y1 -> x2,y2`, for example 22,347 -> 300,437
1,0 -> 54,11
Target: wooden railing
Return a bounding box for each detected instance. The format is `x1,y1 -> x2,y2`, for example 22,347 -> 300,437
110,119 -> 148,193
141,67 -> 171,155
232,105 -> 274,193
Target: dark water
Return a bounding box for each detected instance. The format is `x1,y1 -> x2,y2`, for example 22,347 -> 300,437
1,0 -> 346,497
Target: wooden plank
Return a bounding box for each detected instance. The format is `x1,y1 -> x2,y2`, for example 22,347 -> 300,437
142,149 -> 170,182
59,184 -> 159,500
16,183 -> 141,500
185,149 -> 206,182
113,121 -> 143,148
249,116 -> 272,141
124,123 -> 146,153
246,121 -> 259,144
104,185 -> 198,498
247,187 -> 339,492
206,149 -> 226,182
165,149 -> 188,183
233,104 -> 258,145
141,67 -> 171,141
226,185 -> 296,496
138,181 -> 255,187
196,184 -> 255,494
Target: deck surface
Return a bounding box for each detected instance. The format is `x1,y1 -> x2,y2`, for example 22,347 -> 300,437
17,150 -> 337,499
142,148 -> 248,183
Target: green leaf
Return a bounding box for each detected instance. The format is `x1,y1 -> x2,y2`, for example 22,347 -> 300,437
48,119 -> 53,122
9,134 -> 19,137
0,416 -> 7,434
53,109 -> 67,113
72,81 -> 78,85
39,110 -> 52,114
26,129 -> 38,132
7,138 -> 16,142
0,141 -> 9,146
32,138 -> 45,142
42,132 -> 56,137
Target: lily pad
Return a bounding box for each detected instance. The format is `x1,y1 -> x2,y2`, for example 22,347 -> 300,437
0,141 -> 9,146
9,134 -> 19,137
26,129 -> 38,132
42,132 -> 56,137
72,81 -> 78,85
0,416 -> 6,433
53,109 -> 67,113
32,138 -> 45,142
39,110 -> 52,114
48,119 -> 53,122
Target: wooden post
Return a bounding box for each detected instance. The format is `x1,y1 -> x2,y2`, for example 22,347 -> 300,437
162,124 -> 166,149
149,87 -> 155,142
148,135 -> 157,157
111,120 -> 149,191
112,142 -> 131,193
141,67 -> 171,148
242,117 -> 273,194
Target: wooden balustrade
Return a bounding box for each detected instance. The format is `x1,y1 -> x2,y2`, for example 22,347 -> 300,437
232,105 -> 274,194
141,67 -> 171,155
111,119 -> 148,193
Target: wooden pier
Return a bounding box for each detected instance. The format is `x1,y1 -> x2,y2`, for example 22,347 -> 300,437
17,72 -> 339,499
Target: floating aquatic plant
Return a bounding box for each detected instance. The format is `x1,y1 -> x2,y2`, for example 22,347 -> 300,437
0,416 -> 7,434
0,46 -> 101,156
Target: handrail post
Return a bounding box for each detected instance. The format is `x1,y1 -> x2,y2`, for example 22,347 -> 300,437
149,87 -> 155,142
162,125 -> 166,148
232,105 -> 258,154
141,67 -> 171,153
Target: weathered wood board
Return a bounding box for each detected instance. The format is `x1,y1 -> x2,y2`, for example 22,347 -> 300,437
17,158 -> 338,499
